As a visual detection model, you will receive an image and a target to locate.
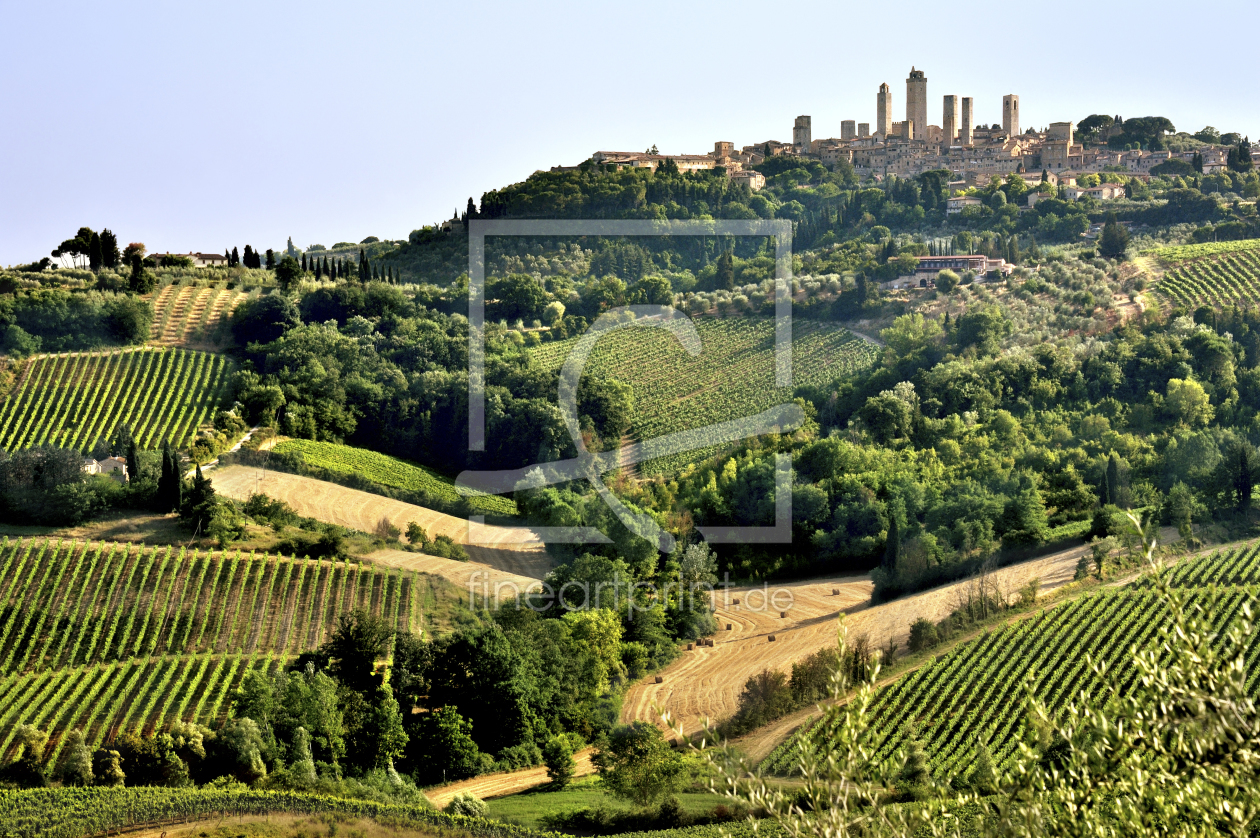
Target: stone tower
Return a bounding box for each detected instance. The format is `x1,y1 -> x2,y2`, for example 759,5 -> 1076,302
942,95 -> 958,145
876,83 -> 892,137
905,67 -> 927,141
793,116 -> 812,154
1003,94 -> 1020,137
841,120 -> 856,140
858,123 -> 870,137
960,97 -> 974,145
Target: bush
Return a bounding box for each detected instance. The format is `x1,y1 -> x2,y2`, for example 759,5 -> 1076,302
907,618 -> 940,653
443,792 -> 488,817
542,736 -> 575,787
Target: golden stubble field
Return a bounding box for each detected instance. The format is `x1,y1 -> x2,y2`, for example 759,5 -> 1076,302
209,466 -> 551,592
621,543 -> 1087,737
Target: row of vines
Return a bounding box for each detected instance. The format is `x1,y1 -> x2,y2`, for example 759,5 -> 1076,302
763,574 -> 1260,778
0,348 -> 230,451
530,318 -> 878,473
1155,243 -> 1260,308
0,538 -> 419,760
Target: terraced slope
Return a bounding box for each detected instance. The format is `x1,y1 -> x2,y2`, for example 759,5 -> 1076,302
762,542 -> 1260,778
0,348 -> 230,450
0,538 -> 417,760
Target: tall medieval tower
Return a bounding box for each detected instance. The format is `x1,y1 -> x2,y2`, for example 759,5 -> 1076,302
793,115 -> 812,154
876,83 -> 892,136
960,97 -> 974,145
942,95 -> 959,145
905,67 -> 927,141
1003,94 -> 1020,137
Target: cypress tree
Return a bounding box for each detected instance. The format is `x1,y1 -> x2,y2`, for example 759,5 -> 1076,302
125,436 -> 139,486
231,247 -> 240,267
1106,452 -> 1121,508
88,232 -> 103,272
1234,444 -> 1254,511
1099,212 -> 1130,259
301,253 -> 307,271
883,502 -> 902,571
157,441 -> 171,508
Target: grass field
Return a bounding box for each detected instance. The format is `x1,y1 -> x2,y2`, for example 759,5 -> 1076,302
761,542 -> 1260,779
0,347 -> 230,451
529,317 -> 878,473
271,438 -> 517,517
1151,238 -> 1260,307
0,537 -> 424,762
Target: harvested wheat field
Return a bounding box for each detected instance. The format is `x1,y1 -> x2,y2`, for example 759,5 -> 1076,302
209,466 -> 552,590
622,542 -> 1088,736
426,749 -> 597,806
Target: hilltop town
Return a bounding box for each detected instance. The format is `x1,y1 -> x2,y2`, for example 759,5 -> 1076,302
563,65 -> 1250,199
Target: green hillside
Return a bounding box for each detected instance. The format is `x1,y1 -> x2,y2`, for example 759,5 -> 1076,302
763,542 -> 1260,777
0,348 -> 230,451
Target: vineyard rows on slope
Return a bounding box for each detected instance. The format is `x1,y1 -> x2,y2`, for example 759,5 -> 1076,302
0,538 -> 418,759
0,348 -> 230,451
0,786 -> 568,838
1153,239 -> 1260,308
529,317 -> 878,473
148,282 -> 256,347
762,543 -> 1260,778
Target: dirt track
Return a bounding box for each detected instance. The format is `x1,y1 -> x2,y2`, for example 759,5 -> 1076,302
210,466 -> 552,591
426,749 -> 597,807
622,543 -> 1088,737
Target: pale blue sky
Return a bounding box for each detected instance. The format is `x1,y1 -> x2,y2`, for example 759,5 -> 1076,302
2,0 -> 1257,266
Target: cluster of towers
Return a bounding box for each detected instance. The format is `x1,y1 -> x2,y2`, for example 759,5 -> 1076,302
872,67 -> 1019,146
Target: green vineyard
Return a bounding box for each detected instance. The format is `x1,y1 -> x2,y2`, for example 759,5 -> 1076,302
0,347 -> 230,452
0,538 -> 417,762
0,786 -> 568,838
530,318 -> 878,473
1153,238 -> 1260,308
762,543 -> 1260,778
272,438 -> 518,517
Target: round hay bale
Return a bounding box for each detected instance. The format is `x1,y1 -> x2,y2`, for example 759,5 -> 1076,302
768,634 -> 777,642
780,610 -> 786,618
726,623 -> 732,630
655,675 -> 663,684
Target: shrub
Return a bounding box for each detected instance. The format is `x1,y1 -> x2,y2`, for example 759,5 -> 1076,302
444,792 -> 487,817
